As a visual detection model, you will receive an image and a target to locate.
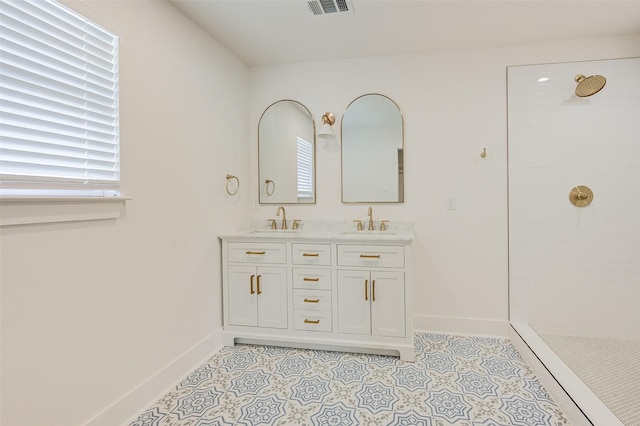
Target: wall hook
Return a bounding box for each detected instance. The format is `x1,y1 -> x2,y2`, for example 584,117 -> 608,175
480,148 -> 487,158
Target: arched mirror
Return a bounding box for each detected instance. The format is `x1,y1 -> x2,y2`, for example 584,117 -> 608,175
258,100 -> 316,204
341,94 -> 404,203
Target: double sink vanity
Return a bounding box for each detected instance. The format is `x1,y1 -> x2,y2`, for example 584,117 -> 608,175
220,92 -> 412,359
219,210 -> 415,361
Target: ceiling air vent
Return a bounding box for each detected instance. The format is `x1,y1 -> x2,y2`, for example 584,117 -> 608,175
307,0 -> 353,16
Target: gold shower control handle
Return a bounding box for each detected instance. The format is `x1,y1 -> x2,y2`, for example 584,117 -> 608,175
569,185 -> 594,207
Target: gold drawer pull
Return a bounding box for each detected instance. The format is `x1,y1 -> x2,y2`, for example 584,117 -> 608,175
303,277 -> 320,282
246,251 -> 266,255
360,254 -> 381,259
256,275 -> 262,295
250,274 -> 255,295
303,253 -> 319,257
372,279 -> 376,302
304,319 -> 320,324
304,298 -> 320,303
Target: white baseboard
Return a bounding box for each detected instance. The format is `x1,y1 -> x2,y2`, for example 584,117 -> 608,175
413,314 -> 509,338
85,329 -> 224,426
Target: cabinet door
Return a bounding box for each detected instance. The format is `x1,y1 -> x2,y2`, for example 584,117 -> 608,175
371,271 -> 405,337
228,265 -> 258,327
256,267 -> 288,329
337,269 -> 371,335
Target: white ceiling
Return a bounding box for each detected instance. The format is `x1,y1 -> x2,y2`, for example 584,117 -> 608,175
170,1 -> 640,67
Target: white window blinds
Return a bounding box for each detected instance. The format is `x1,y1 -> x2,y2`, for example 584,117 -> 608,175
0,0 -> 120,196
296,135 -> 313,200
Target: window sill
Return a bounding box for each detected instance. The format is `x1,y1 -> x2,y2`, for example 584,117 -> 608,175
0,196 -> 132,227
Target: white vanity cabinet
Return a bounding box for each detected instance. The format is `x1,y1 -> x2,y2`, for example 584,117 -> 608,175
227,265 -> 287,328
337,269 -> 405,337
337,244 -> 406,338
224,242 -> 288,329
220,234 -> 414,360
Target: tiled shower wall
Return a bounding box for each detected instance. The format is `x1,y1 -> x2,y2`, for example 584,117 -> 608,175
508,58 -> 640,341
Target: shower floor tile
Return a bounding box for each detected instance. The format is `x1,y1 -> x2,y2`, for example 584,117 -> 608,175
540,334 -> 640,426
129,333 -> 570,425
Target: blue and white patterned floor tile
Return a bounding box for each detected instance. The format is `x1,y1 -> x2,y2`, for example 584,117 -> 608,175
129,333 -> 571,425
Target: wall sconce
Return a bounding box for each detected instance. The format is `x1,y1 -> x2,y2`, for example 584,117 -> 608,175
318,112 -> 339,152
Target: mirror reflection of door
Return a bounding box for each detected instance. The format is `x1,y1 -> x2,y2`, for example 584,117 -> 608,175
342,94 -> 404,203
258,100 -> 315,204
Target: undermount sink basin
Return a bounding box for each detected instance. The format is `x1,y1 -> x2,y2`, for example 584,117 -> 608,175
341,230 -> 397,235
250,229 -> 299,234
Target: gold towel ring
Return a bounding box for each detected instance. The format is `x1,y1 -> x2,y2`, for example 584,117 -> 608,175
265,179 -> 275,196
225,174 -> 239,196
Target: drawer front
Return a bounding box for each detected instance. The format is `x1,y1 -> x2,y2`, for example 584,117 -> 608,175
293,289 -> 331,311
293,268 -> 332,290
337,244 -> 404,268
293,310 -> 332,332
227,242 -> 287,264
292,244 -> 332,266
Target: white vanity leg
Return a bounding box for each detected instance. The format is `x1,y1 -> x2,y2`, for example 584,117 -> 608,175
222,333 -> 236,347
398,347 -> 416,362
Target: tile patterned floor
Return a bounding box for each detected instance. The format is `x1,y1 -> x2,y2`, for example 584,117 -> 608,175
129,333 -> 570,425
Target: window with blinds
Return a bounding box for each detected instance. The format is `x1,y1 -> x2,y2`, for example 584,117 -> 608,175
0,0 -> 120,197
296,135 -> 313,200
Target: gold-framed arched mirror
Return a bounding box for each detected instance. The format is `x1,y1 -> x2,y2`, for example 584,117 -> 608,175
341,93 -> 404,203
258,100 -> 316,204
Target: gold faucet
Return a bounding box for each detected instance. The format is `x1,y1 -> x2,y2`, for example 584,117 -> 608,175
367,206 -> 374,231
276,206 -> 287,230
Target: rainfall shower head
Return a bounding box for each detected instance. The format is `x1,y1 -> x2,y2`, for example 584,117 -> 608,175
574,74 -> 606,97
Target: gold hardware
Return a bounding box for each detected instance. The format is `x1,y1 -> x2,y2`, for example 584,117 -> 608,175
246,251 -> 266,255
250,275 -> 255,295
225,174 -> 239,196
380,220 -> 389,231
569,185 -> 594,207
367,206 -> 374,230
322,112 -> 335,126
303,253 -> 319,257
256,275 -> 262,295
276,206 -> 287,229
304,319 -> 320,324
364,279 -> 368,301
353,219 -> 363,231
268,219 -> 277,229
575,74 -> 606,97
372,279 -> 376,302
480,148 -> 487,158
360,254 -> 381,259
265,179 -> 275,196
292,219 -> 300,230
318,112 -> 336,140
303,298 -> 320,303
303,277 -> 320,282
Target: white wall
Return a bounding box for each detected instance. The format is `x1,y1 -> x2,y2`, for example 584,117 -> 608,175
509,57 -> 640,341
249,35 -> 640,337
0,2 -> 250,426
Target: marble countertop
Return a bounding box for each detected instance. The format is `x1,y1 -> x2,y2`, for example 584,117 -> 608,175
219,220 -> 414,243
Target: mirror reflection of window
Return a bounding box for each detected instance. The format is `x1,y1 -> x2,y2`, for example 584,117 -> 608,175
258,100 -> 315,204
296,135 -> 313,200
341,94 -> 404,203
